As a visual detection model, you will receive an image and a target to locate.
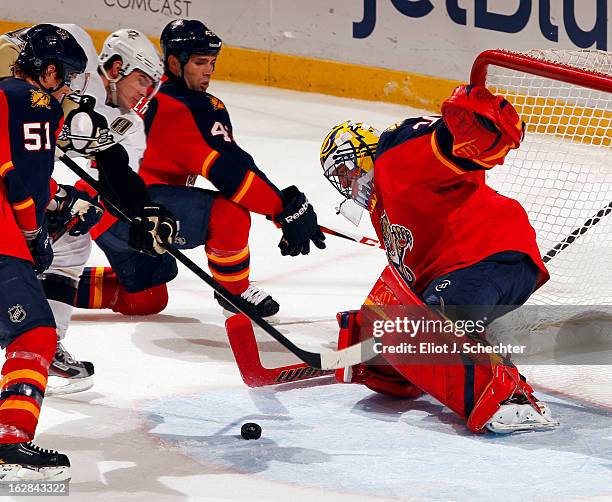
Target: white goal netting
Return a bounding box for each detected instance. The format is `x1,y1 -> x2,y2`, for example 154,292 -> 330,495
472,49 -> 612,306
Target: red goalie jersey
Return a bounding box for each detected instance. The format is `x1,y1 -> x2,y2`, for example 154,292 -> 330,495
371,115 -> 549,294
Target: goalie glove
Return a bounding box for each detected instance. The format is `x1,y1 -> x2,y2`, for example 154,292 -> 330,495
47,184 -> 104,238
274,186 -> 326,256
128,205 -> 177,256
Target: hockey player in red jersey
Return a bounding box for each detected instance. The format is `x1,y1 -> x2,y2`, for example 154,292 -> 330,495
319,84 -> 558,433
0,24 -> 87,478
75,19 -> 326,318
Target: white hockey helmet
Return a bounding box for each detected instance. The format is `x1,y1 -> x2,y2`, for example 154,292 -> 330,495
99,28 -> 163,105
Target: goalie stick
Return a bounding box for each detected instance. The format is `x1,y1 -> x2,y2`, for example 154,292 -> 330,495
319,225 -> 382,248
56,148 -> 377,371
226,314 -> 333,386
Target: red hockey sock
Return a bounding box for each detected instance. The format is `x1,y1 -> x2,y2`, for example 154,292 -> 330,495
0,327 -> 56,443
76,266 -> 121,309
205,196 -> 251,295
76,266 -> 168,315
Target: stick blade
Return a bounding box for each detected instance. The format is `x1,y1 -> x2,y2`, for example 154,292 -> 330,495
225,313 -> 333,387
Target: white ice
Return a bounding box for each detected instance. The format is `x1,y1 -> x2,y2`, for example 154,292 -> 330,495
9,81 -> 611,501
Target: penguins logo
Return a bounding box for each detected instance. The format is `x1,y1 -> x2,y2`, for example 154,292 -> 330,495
58,93 -> 114,155
379,212 -> 416,285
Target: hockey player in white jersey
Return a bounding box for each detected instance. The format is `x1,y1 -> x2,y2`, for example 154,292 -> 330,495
48,28 -> 174,394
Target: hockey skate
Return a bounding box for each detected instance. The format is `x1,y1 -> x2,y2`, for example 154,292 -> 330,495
215,284 -> 280,318
0,442 -> 70,481
485,394 -> 559,433
47,342 -> 95,396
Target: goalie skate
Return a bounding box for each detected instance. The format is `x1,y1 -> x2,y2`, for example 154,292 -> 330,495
0,442 -> 70,481
485,396 -> 559,433
47,342 -> 94,396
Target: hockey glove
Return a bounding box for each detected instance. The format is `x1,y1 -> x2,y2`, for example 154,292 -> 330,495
24,222 -> 54,275
128,205 -> 177,256
274,186 -> 326,256
47,184 -> 104,238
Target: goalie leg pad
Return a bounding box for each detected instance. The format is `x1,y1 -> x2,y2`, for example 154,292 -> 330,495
365,266 -> 523,427
336,310 -> 423,399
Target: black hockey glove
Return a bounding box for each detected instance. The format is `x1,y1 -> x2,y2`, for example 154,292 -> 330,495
24,222 -> 54,275
128,205 -> 177,257
273,186 -> 326,256
47,184 -> 104,238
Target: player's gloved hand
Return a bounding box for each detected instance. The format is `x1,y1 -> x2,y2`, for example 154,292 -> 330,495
273,186 -> 326,256
47,184 -> 104,238
128,205 -> 177,257
24,222 -> 54,275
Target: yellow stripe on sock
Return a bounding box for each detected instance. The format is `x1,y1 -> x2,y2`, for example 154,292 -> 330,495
0,399 -> 40,419
91,267 -> 106,309
206,246 -> 249,264
0,369 -> 47,390
210,268 -> 251,282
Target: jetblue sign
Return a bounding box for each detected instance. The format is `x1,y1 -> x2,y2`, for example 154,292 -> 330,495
354,0 -> 608,50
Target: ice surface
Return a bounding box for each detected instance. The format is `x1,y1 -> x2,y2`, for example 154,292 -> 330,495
9,81 -> 610,501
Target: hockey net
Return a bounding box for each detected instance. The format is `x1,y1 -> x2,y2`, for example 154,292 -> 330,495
471,49 -> 612,306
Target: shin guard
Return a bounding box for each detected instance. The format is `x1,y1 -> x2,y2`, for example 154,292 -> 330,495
336,310 -> 423,399
364,266 -> 519,431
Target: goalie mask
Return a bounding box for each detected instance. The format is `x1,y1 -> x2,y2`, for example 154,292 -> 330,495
441,84 -> 525,168
320,121 -> 380,224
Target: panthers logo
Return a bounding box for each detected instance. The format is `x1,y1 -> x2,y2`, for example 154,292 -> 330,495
30,89 -> 51,109
380,211 -> 416,285
209,96 -> 226,110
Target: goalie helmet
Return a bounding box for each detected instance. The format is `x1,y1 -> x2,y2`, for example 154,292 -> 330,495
441,84 -> 525,167
16,24 -> 87,89
320,121 -> 380,211
160,19 -> 222,67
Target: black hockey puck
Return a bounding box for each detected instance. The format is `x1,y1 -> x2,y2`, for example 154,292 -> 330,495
241,422 -> 262,440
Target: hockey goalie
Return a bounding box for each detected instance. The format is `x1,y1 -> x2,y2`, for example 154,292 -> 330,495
317,84 -> 559,434
228,84 -> 559,434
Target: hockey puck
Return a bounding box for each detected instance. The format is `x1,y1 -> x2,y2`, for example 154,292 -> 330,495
241,422 -> 262,440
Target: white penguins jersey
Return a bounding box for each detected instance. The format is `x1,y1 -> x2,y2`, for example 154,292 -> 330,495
59,69 -> 146,179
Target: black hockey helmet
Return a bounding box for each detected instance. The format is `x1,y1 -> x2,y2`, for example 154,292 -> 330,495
160,19 -> 222,68
16,24 -> 87,87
